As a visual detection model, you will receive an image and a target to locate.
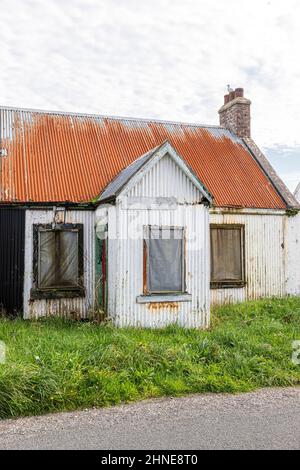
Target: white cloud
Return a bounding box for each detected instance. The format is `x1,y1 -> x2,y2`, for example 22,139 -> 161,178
1,0 -> 300,189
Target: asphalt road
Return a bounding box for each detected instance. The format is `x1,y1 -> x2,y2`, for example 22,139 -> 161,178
0,387 -> 299,450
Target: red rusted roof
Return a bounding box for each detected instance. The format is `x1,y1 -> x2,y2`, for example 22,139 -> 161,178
0,106 -> 286,208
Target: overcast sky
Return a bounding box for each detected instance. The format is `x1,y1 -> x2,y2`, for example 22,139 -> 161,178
1,0 -> 300,191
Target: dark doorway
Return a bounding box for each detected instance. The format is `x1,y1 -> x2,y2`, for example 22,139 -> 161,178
96,237 -> 107,312
0,208 -> 25,315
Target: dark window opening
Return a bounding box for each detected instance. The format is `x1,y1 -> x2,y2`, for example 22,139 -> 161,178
31,224 -> 85,299
210,224 -> 245,288
143,226 -> 186,294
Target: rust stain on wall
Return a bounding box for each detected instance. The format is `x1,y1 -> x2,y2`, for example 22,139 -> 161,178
147,302 -> 179,310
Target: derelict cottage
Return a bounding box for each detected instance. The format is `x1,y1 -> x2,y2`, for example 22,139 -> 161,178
0,88 -> 299,327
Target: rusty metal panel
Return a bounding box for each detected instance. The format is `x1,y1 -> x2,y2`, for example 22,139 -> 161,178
0,106 -> 286,209
210,209 -> 286,305
99,145 -> 160,202
23,208 -> 95,319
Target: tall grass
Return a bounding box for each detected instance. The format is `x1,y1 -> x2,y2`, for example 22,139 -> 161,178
0,297 -> 299,419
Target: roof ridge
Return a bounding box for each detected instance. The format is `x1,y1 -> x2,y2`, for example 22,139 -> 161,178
0,104 -> 223,129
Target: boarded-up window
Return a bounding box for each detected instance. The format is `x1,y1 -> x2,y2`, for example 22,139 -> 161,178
144,226 -> 185,294
210,225 -> 245,287
31,224 -> 84,299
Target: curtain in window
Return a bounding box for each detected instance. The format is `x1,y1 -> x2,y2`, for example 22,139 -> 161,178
38,230 -> 78,288
146,227 -> 183,293
39,231 -> 56,287
59,232 -> 78,286
211,227 -> 242,282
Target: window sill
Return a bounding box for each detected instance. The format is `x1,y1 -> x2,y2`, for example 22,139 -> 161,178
210,282 -> 246,289
136,293 -> 192,304
30,287 -> 85,300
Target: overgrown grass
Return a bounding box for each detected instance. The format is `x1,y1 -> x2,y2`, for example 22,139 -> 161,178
0,297 -> 299,419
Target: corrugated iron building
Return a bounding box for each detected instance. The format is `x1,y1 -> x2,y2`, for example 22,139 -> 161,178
96,142 -> 211,328
0,88 -> 299,325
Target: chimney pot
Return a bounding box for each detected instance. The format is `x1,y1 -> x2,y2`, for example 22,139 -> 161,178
235,87 -> 244,98
229,91 -> 235,101
224,94 -> 229,104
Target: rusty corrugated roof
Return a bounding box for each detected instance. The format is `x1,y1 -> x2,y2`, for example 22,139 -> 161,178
0,106 -> 286,208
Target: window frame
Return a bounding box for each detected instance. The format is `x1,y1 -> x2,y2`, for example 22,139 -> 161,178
210,223 -> 246,289
143,225 -> 186,295
31,223 -> 85,300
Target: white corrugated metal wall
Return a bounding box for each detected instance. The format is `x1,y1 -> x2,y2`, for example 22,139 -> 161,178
100,153 -> 211,328
22,178 -> 299,322
128,152 -> 204,202
24,208 -> 95,318
286,212 -> 300,296
210,209 -> 287,305
110,205 -> 210,328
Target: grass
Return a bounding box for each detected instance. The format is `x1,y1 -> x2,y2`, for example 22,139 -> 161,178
0,297 -> 300,419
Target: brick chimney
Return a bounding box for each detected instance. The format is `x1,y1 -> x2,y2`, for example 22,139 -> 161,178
218,88 -> 251,138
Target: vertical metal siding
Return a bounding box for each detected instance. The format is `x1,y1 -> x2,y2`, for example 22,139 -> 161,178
0,208 -> 25,314
103,154 -> 210,328
111,205 -> 209,328
286,212 -> 300,296
210,211 -> 286,305
128,154 -> 202,203
23,209 -> 95,318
